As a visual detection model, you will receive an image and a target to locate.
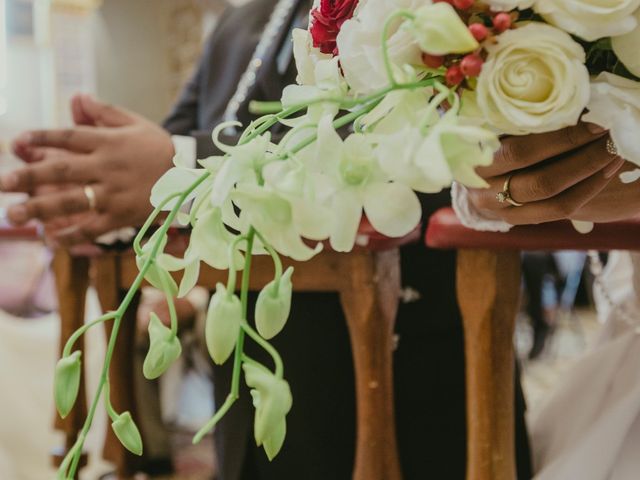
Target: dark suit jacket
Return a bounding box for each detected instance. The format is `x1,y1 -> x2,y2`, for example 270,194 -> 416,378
162,1 -> 532,479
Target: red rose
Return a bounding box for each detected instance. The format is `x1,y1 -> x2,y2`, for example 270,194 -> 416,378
310,0 -> 359,55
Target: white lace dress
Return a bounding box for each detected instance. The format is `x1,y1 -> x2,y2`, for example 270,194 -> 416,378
453,184 -> 640,480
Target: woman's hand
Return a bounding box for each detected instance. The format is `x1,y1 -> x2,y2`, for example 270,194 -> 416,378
467,122 -> 626,225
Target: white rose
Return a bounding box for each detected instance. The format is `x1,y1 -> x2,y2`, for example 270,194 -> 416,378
484,0 -> 534,11
612,10 -> 640,77
534,0 -> 640,41
582,72 -> 640,167
336,0 -> 424,94
475,23 -> 590,135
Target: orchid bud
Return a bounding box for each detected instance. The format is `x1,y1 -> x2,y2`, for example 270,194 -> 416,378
408,3 -> 479,56
54,351 -> 82,419
111,411 -> 143,456
206,283 -> 242,364
243,362 -> 292,456
255,267 -> 294,340
143,313 -> 182,380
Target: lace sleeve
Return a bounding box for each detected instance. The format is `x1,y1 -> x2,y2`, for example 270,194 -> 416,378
451,182 -> 513,233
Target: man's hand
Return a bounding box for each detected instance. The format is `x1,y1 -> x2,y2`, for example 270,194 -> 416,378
1,94 -> 175,245
467,122 -> 625,225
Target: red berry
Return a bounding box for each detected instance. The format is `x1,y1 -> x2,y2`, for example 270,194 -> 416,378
460,54 -> 483,77
445,65 -> 464,86
493,12 -> 511,32
453,0 -> 474,9
469,23 -> 489,42
422,53 -> 445,68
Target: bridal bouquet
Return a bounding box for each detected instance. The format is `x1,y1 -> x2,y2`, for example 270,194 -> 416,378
54,0 -> 640,476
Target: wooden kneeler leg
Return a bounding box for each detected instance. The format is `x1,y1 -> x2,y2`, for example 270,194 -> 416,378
94,255 -> 144,478
52,250 -> 90,476
457,249 -> 521,480
339,249 -> 403,480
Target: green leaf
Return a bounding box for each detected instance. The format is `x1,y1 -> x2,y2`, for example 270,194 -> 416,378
54,351 -> 82,419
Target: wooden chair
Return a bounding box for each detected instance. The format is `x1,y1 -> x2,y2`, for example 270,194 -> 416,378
53,221 -> 420,480
425,208 -> 640,480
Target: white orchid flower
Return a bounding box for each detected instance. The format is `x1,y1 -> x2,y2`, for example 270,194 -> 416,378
262,159 -> 334,241
210,123 -> 276,206
314,117 -> 421,252
375,110 -> 499,193
231,184 -> 323,261
150,151 -> 208,210
415,111 -> 499,188
361,88 -> 432,135
175,205 -> 246,297
281,56 -> 347,128
292,28 -> 332,86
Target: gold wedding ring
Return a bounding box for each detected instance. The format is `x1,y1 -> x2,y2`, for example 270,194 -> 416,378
84,185 -> 97,211
606,137 -> 619,157
496,175 -> 524,207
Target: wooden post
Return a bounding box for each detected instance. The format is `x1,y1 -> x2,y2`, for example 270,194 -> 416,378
339,250 -> 403,480
456,249 -> 521,480
93,254 -> 143,478
51,250 -> 90,476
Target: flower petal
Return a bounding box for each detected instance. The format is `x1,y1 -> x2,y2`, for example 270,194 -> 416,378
363,182 -> 421,238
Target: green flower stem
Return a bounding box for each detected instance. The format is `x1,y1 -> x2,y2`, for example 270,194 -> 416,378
231,229 -> 256,394
103,382 -> 118,421
240,320 -> 284,378
193,392 -> 236,444
57,437 -> 82,480
381,10 -> 416,87
419,83 -> 451,133
287,98 -> 383,156
225,235 -> 249,295
276,123 -> 318,155
241,353 -> 263,368
189,184 -> 213,226
249,100 -> 283,115
133,191 -> 185,255
254,230 -> 283,292
192,229 -> 256,444
62,312 -> 117,358
61,172 -> 210,479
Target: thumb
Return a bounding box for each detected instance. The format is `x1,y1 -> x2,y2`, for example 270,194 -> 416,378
73,94 -> 138,127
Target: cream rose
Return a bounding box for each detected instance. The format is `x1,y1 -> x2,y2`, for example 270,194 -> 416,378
336,0 -> 424,94
484,0 -> 534,11
475,23 -> 590,135
534,0 -> 640,41
612,10 -> 640,78
582,72 -> 640,168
